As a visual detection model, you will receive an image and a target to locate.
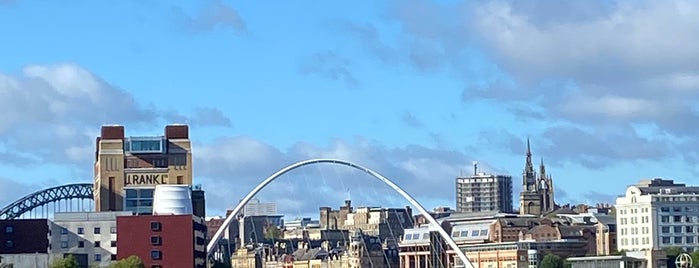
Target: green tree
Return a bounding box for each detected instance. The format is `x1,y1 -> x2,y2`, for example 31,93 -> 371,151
613,249 -> 628,256
109,256 -> 145,268
691,250 -> 699,268
265,225 -> 283,240
665,246 -> 684,257
540,253 -> 565,268
50,255 -> 79,268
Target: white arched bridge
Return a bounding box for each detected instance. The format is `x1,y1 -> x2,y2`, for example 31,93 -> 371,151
0,158 -> 474,268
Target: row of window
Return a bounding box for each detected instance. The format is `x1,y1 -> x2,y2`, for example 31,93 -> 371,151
60,226 -> 117,235
59,240 -> 116,248
661,226 -> 695,234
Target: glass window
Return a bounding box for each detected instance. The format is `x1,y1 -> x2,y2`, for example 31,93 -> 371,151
126,189 -> 138,198
111,255 -> 117,261
77,227 -> 84,234
674,216 -> 683,223
471,230 -> 479,236
61,241 -> 68,248
110,227 -> 117,234
94,227 -> 101,234
111,241 -> 117,247
662,227 -> 670,233
141,189 -> 154,198
422,233 -> 429,240
151,250 -> 162,260
95,254 -> 101,262
150,222 -> 161,231
662,216 -> 670,223
675,237 -> 683,244
452,231 -> 460,237
60,227 -> 68,234
662,237 -> 671,244
78,241 -> 84,248
687,236 -> 695,243
4,226 -> 13,234
687,226 -> 694,233
5,240 -> 13,248
480,229 -> 488,236
675,226 -> 683,233
151,236 -> 161,245
460,231 -> 469,237
95,241 -> 101,247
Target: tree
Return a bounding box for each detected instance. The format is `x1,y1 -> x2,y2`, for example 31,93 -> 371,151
613,249 -> 628,256
540,253 -> 565,268
665,246 -> 684,257
109,256 -> 145,268
50,255 -> 79,268
691,250 -> 699,268
265,225 -> 283,240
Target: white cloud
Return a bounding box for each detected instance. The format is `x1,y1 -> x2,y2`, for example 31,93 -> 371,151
194,136 -> 484,217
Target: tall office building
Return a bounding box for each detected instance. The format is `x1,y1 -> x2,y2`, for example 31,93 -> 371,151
616,178 -> 699,252
456,162 -> 513,213
242,199 -> 277,216
519,139 -> 556,216
94,125 -> 193,212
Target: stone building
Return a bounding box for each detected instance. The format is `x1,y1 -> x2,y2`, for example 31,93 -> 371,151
519,139 -> 556,216
320,200 -> 353,230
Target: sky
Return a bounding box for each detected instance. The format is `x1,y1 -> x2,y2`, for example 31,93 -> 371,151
1,0 -> 699,218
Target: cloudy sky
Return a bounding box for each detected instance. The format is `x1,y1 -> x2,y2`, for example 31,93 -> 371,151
1,0 -> 698,218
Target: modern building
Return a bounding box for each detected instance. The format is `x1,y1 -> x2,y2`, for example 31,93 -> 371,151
94,124 -> 193,212
1,219 -> 50,267
566,255 -> 646,268
0,219 -> 49,254
243,199 -> 277,216
456,162 -> 513,213
116,214 -> 207,268
616,178 -> 699,254
49,211 -> 131,267
285,217 -> 320,230
519,139 -> 556,216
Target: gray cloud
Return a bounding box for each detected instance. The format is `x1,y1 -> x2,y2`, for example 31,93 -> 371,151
400,112 -> 423,128
299,51 -> 358,87
172,0 -> 247,35
582,191 -> 617,205
0,177 -> 37,210
0,64 -> 231,168
382,0 -> 699,166
194,136 -> 489,216
162,107 -> 233,127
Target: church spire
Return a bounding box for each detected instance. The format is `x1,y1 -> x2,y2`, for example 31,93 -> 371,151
539,157 -> 546,179
523,137 -> 536,191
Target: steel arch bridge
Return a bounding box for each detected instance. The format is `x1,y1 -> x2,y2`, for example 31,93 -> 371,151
0,183 -> 93,220
207,158 -> 475,268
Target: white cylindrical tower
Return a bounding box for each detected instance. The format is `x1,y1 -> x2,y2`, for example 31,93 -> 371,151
153,185 -> 193,215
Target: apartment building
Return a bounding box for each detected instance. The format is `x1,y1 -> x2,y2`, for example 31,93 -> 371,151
456,168 -> 513,213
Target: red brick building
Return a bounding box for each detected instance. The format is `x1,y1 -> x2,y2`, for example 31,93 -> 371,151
116,215 -> 206,268
0,219 -> 49,254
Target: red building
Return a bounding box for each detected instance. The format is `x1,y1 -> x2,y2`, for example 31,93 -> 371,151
0,219 -> 49,254
116,215 -> 206,268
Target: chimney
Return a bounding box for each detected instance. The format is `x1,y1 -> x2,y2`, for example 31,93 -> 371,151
165,124 -> 189,139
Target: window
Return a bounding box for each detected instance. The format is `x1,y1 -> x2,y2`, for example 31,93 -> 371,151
61,227 -> 68,234
78,241 -> 84,248
688,226 -> 694,233
150,222 -> 161,231
661,207 -> 670,212
61,241 -> 68,248
94,227 -> 101,234
662,227 -> 670,233
111,255 -> 117,261
675,226 -> 683,233
151,250 -> 162,260
95,241 -> 101,247
674,216 -> 683,223
662,237 -> 671,244
662,216 -> 670,223
177,176 -> 184,184
151,236 -> 162,245
688,236 -> 695,243
95,254 -> 101,262
5,240 -> 13,248
4,226 -> 13,234
675,236 -> 683,244
110,227 -> 117,234
111,241 -> 117,247
77,227 -> 84,234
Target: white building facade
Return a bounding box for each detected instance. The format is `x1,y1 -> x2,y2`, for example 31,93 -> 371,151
49,211 -> 132,267
616,178 -> 699,253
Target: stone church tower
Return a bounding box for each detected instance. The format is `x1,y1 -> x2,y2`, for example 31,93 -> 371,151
519,139 -> 556,216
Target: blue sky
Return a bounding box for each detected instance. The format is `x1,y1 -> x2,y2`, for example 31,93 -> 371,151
1,0 -> 699,218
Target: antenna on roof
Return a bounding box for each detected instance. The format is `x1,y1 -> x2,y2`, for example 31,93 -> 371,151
473,161 -> 479,176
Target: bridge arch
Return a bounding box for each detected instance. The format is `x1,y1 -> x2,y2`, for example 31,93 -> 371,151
0,183 -> 93,220
206,158 -> 473,268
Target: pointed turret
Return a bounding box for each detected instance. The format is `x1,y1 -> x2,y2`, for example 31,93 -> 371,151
539,157 -> 546,180
522,137 -> 536,191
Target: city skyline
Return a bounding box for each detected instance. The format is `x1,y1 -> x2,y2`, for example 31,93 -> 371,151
2,1 -> 699,218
